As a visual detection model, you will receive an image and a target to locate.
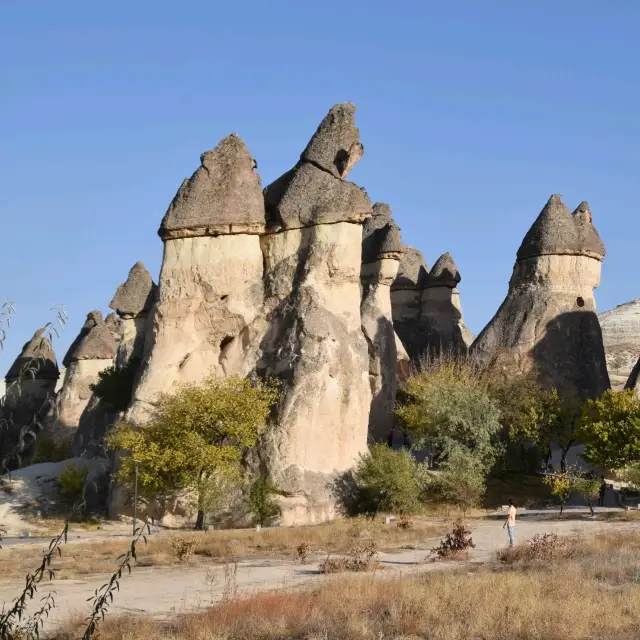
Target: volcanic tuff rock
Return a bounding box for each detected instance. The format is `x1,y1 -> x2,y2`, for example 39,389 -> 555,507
391,248 -> 473,361
258,103 -> 373,524
2,330 -> 59,467
49,312 -> 118,442
360,203 -> 405,442
472,195 -> 610,399
597,299 -> 640,387
126,135 -> 268,427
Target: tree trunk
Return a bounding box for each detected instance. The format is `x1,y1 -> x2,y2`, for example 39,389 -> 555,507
587,499 -> 594,517
195,510 -> 205,531
560,502 -> 564,515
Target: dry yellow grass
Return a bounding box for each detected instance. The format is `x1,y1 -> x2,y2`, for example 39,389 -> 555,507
0,516 -> 446,579
51,531 -> 640,640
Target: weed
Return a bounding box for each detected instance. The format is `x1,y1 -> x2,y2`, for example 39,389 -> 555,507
431,521 -> 475,559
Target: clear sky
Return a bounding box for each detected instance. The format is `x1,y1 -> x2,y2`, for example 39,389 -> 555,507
1,0 -> 639,375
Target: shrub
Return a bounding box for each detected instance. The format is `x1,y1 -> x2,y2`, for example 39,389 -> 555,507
432,447 -> 486,514
346,444 -> 429,517
90,361 -> 138,413
499,533 -> 574,564
296,542 -> 311,564
431,522 -> 475,559
171,537 -> 199,562
32,436 -> 73,464
245,474 -> 282,526
319,542 -> 378,573
57,462 -> 88,499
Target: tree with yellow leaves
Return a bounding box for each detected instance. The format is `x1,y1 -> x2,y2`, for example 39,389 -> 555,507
106,374 -> 280,529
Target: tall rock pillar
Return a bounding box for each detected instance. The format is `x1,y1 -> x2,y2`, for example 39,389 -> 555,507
259,103 -> 372,524
360,202 -> 404,442
472,195 -> 610,398
126,134 -> 268,424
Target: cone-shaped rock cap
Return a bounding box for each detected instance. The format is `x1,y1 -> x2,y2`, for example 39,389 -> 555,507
362,203 -> 404,264
109,262 -> 157,318
301,102 -> 363,179
264,103 -> 371,230
391,246 -> 429,290
6,328 -> 59,381
516,194 -> 606,261
159,134 -> 266,240
63,311 -> 103,367
424,252 -> 461,288
64,312 -> 118,364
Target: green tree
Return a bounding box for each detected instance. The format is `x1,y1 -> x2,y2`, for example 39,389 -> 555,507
579,389 -> 640,470
349,444 -> 429,517
544,471 -> 571,514
245,474 -> 282,526
512,388 -> 581,471
90,360 -> 138,412
544,467 -> 600,515
395,360 -> 502,469
433,447 -> 486,517
106,374 -> 280,530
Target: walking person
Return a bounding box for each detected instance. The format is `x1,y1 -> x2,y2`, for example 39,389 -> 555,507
599,475 -> 607,507
503,498 -> 516,548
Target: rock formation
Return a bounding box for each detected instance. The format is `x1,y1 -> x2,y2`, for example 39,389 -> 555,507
108,262 -> 156,369
472,195 -> 610,399
391,248 -> 473,362
126,135 -> 268,425
598,299 -> 640,387
48,312 -> 118,443
360,202 -> 404,442
1,329 -> 59,466
259,103 -> 372,523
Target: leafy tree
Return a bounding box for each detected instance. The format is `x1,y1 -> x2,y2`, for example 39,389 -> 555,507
348,444 -> 429,517
395,360 -> 502,470
611,353 -> 626,376
432,447 -> 486,516
579,389 -> 640,470
245,474 -> 282,526
544,467 -> 600,515
106,374 -> 280,530
512,388 -> 581,471
57,462 -> 88,499
571,473 -> 600,516
543,471 -> 571,514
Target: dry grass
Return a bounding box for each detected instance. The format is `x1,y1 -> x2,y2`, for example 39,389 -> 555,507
0,516 -> 446,579
51,531 -> 640,640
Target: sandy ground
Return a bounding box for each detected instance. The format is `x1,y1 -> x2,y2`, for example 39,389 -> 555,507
1,511 -> 638,635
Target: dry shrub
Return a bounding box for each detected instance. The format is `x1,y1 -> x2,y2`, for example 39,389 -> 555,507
296,541 -> 311,564
499,532 -> 573,565
397,515 -> 413,530
431,522 -> 475,559
319,542 -> 378,574
170,536 -> 198,562
52,534 -> 640,640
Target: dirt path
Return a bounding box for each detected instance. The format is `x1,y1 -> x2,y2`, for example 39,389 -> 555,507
1,515 -> 637,635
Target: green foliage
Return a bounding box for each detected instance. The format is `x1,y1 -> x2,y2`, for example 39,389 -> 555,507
543,467 -> 599,514
432,447 -> 486,514
620,463 -> 640,492
57,462 -> 88,498
544,472 -> 571,509
245,474 -> 282,526
349,444 -> 429,516
511,387 -> 582,470
395,359 -> 502,469
90,361 -> 138,412
32,435 -> 73,464
579,389 -> 640,470
106,374 -> 280,523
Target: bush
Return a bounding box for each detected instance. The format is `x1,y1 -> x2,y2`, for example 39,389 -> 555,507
319,542 -> 379,573
245,474 -> 282,526
32,436 -> 73,464
498,533 -> 574,565
90,361 -> 139,412
431,522 -> 475,559
57,462 -> 88,499
432,447 -> 486,514
345,444 -> 429,517
171,537 -> 198,562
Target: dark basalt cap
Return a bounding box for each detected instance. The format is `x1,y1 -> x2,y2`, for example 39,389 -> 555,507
516,194 -> 606,261
109,262 -> 157,318
159,134 -> 266,239
391,246 -> 429,290
300,102 -> 364,179
6,328 -> 59,381
424,252 -> 461,288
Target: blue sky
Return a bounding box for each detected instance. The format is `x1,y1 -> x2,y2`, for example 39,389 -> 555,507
1,0 -> 639,374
